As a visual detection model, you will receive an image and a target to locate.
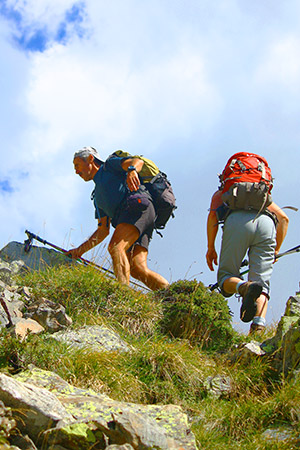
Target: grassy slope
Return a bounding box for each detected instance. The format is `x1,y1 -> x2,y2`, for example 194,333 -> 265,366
0,264 -> 299,449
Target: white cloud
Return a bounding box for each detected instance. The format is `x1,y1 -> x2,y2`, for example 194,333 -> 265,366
23,40 -> 220,161
255,36 -> 300,90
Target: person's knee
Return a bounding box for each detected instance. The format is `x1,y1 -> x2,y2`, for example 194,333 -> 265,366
108,241 -> 125,259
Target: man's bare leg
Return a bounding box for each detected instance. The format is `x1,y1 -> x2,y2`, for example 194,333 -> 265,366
129,245 -> 169,290
108,223 -> 139,285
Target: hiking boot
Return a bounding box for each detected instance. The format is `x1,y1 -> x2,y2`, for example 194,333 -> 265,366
249,323 -> 265,335
238,281 -> 263,323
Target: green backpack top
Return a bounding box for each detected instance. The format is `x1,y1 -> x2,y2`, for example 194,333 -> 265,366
113,150 -> 159,182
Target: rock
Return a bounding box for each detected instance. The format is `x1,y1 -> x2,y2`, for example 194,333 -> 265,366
43,422 -> 106,450
9,434 -> 38,450
262,426 -> 299,444
284,294 -> 300,317
14,367 -> 197,449
271,319 -> 300,377
203,375 -> 233,398
260,293 -> 300,377
106,445 -> 134,450
229,341 -> 265,364
0,242 -> 72,272
24,298 -> 72,333
0,373 -> 72,441
91,408 -> 190,449
50,325 -> 131,353
11,318 -> 45,341
0,288 -> 24,328
261,316 -> 299,354
0,259 -> 25,285
0,400 -> 16,440
47,446 -> 72,450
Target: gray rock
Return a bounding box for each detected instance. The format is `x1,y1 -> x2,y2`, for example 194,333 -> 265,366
0,373 -> 72,440
106,445 -> 134,450
261,315 -> 299,354
203,375 -> 233,398
0,399 -> 16,439
262,427 -> 298,444
271,319 -> 300,377
0,241 -> 72,272
50,325 -> 131,353
9,434 -> 38,450
92,408 -> 191,449
229,341 -> 265,364
24,298 -> 72,333
14,367 -> 198,449
0,287 -> 24,328
0,259 -> 25,285
43,421 -> 106,450
284,294 -> 300,317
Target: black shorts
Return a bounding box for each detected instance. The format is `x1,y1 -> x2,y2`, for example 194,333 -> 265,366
113,194 -> 156,250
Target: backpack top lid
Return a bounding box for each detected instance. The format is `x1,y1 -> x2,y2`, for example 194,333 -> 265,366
219,152 -> 273,193
112,150 -> 159,182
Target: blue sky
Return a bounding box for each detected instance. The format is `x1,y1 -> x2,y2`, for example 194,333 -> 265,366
1,0 -> 300,332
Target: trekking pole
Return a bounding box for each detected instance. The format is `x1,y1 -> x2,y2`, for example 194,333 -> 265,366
209,243 -> 300,292
208,259 -> 249,292
24,230 -> 151,291
275,244 -> 300,259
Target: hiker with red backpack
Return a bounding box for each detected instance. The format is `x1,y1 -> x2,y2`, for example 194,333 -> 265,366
206,152 -> 289,334
67,146 -> 172,291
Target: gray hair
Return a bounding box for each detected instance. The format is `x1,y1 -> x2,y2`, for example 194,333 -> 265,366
74,146 -> 103,165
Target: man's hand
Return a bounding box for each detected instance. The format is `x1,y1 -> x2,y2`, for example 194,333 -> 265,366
206,248 -> 218,271
65,248 -> 83,260
126,170 -> 140,191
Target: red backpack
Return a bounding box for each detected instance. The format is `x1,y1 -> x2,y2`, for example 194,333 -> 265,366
219,152 -> 273,212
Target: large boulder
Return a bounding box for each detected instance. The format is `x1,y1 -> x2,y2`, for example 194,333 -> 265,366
13,367 -> 198,449
0,241 -> 72,272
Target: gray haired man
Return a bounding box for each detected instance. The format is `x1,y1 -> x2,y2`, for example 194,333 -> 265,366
67,147 -> 169,290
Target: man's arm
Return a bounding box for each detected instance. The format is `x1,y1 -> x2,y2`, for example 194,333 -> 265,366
121,158 -> 144,192
206,190 -> 222,271
66,216 -> 110,259
268,202 -> 289,256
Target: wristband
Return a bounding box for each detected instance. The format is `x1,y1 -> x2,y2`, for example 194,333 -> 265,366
127,165 -> 137,172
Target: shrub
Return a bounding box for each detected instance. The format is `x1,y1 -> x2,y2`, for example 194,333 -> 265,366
155,280 -> 239,351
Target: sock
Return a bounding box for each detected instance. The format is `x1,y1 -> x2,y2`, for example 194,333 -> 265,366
252,316 -> 266,326
236,281 -> 245,293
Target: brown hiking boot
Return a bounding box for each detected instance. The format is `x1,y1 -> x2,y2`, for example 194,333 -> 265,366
249,323 -> 265,335
238,281 -> 263,323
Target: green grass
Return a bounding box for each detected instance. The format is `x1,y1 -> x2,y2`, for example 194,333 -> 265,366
0,263 -> 297,449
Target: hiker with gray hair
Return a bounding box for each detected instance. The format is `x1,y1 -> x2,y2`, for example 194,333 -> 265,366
67,146 -> 169,290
